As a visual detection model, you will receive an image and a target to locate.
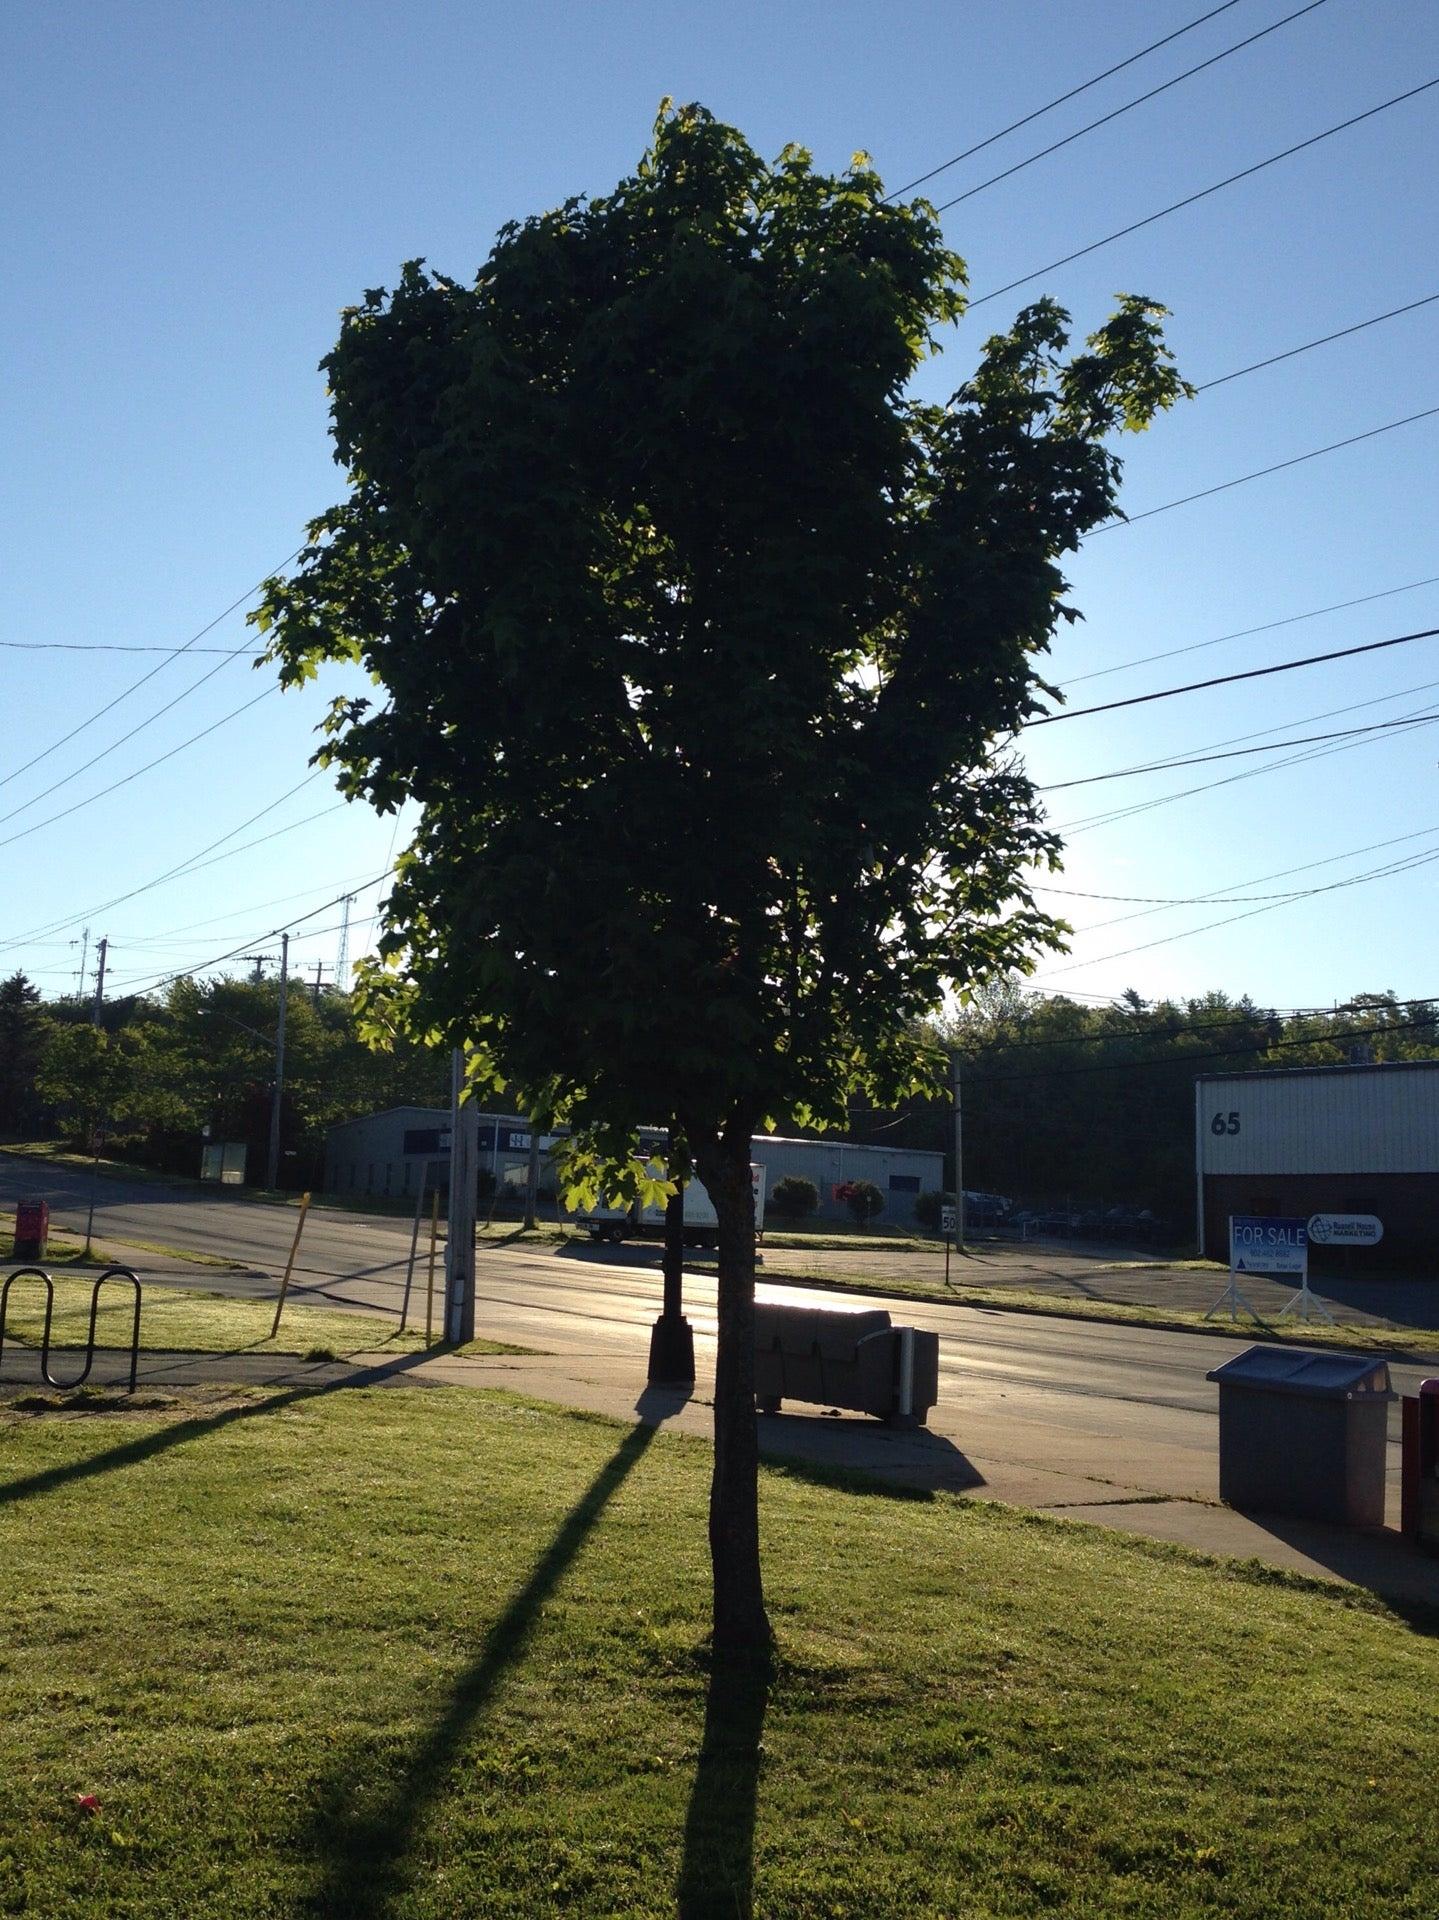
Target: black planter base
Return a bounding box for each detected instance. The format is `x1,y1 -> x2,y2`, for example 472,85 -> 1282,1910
647,1312 -> 695,1385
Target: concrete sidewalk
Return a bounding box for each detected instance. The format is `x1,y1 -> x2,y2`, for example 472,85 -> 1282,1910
10,1336 -> 1436,1614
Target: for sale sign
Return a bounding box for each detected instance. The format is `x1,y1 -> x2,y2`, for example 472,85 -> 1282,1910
1229,1215 -> 1308,1275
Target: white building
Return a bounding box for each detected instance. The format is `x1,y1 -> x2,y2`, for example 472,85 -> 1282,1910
323,1106 -> 943,1226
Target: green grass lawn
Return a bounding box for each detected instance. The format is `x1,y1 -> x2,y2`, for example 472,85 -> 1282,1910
761,1261 -> 1439,1360
0,1277 -> 532,1362
1,1385 -> 1436,1918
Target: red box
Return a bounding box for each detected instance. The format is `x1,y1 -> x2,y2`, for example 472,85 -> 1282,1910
13,1199 -> 49,1260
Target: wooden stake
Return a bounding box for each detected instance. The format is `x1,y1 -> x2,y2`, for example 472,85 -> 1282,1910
270,1191 -> 312,1341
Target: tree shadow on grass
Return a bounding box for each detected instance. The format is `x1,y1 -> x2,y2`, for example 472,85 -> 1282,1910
306,1419 -> 659,1918
676,1648 -> 772,1920
0,1351 -> 435,1507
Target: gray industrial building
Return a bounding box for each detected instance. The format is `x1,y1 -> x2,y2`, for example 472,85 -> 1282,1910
1195,1060 -> 1439,1269
323,1106 -> 944,1226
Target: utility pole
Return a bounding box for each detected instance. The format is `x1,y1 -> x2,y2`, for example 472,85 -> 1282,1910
951,1050 -> 966,1256
444,1046 -> 478,1344
311,961 -> 331,1006
265,932 -> 290,1191
73,926 -> 90,1000
90,937 -> 108,1026
241,953 -> 272,986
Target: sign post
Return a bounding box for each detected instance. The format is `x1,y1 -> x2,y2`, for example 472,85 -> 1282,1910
940,1203 -> 957,1287
1206,1215 -> 1313,1324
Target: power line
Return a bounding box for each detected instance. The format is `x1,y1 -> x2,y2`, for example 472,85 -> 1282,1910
1032,818 -> 1439,908
1028,623 -> 1439,728
1041,670 -> 1439,833
889,0 -> 1246,199
1088,405 -> 1439,533
0,649 -> 254,829
0,641 -> 263,656
1194,292 -> 1439,393
0,548 -> 300,794
1040,708 -> 1439,791
121,872 -> 394,1001
0,684 -> 280,853
969,76 -> 1439,307
1064,575 -> 1439,688
932,1 -> 1330,214
111,870 -> 386,945
1040,843 -> 1439,975
0,773 -> 334,954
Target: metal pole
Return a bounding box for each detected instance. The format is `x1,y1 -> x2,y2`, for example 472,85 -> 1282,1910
951,1050 -> 966,1255
523,1120 -> 541,1230
266,932 -> 289,1191
647,1123 -> 695,1384
84,1133 -> 101,1259
90,937 -> 108,1026
426,1186 -> 439,1345
444,1047 -> 477,1344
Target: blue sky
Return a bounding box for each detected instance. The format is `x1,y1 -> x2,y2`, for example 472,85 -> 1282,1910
2,0 -> 1436,1014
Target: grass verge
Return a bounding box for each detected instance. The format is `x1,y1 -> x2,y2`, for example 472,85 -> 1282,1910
1,1385 -> 1436,1918
0,1277 -> 535,1361
761,1263 -> 1439,1360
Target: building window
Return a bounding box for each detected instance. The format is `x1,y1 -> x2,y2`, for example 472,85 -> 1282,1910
888,1174 -> 921,1193
404,1128 -> 442,1156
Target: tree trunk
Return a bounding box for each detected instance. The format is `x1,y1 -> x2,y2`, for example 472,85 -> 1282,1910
694,1128 -> 772,1656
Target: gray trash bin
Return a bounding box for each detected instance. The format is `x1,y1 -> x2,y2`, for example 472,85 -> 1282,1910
1206,1346 -> 1394,1528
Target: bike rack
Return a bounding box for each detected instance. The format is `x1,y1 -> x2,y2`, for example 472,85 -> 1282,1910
0,1266 -> 143,1395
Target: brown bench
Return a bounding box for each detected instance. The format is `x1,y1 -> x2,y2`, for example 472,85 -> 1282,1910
753,1303 -> 939,1427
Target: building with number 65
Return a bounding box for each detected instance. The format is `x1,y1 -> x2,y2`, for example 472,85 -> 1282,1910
1195,1061 -> 1439,1270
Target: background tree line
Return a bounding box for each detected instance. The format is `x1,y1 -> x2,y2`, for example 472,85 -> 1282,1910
844,984 -> 1438,1232
2,969 -> 1432,1225
0,968 -> 446,1188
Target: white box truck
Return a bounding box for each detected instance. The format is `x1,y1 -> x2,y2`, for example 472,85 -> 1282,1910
575,1161 -> 767,1248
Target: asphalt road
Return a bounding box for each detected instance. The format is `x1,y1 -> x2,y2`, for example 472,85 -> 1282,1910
3,1154 -> 1426,1524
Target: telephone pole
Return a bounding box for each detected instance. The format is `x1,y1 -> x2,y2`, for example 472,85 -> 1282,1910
90,937 -> 108,1027
265,932 -> 290,1191
241,953 -> 272,985
311,961 -> 331,1006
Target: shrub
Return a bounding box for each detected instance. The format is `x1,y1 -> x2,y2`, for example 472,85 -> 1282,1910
836,1178 -> 883,1228
770,1175 -> 819,1222
914,1189 -> 954,1233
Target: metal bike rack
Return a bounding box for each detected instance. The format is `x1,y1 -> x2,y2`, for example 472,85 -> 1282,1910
0,1266 -> 144,1394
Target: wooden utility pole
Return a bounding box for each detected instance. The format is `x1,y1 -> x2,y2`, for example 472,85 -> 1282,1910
265,932 -> 290,1191
90,937 -> 108,1026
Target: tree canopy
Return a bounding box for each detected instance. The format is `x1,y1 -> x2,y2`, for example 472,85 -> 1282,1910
256,104 -> 1188,1171
254,102 -> 1189,1652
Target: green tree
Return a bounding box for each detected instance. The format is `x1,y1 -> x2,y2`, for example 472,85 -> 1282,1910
0,972 -> 51,1134
256,104 -> 1186,1650
36,1023 -> 170,1146
768,1175 -> 819,1223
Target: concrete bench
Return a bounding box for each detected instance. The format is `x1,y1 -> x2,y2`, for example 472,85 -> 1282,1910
753,1303 -> 939,1427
